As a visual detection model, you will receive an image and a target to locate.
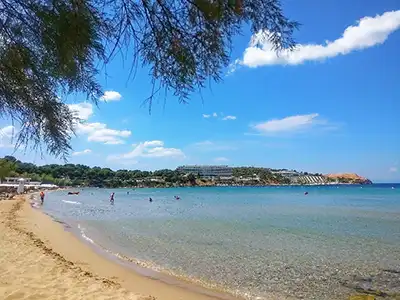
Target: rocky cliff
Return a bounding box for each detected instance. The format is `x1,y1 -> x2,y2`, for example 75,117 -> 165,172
325,173 -> 372,184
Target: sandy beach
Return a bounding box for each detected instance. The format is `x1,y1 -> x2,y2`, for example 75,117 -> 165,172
0,196 -> 232,300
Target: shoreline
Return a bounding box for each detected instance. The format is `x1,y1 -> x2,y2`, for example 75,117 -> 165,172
3,190 -> 396,299
0,195 -> 239,300
54,213 -> 241,300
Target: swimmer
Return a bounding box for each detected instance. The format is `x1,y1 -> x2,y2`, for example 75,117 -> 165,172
40,191 -> 45,205
110,192 -> 115,204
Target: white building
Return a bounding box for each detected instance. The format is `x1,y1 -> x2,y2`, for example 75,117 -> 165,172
0,177 -> 57,189
271,170 -> 299,178
3,177 -> 31,184
176,165 -> 233,179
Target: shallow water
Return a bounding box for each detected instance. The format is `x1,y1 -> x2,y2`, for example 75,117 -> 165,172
43,185 -> 400,299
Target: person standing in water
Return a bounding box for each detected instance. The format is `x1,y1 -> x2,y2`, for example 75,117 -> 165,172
110,192 -> 115,204
40,191 -> 45,205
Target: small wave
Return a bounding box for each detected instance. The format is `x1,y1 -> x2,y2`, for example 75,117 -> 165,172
62,200 -> 82,205
77,224 -> 95,245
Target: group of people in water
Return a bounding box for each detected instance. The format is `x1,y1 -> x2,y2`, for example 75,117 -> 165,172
42,189 -> 310,207
109,192 -> 180,204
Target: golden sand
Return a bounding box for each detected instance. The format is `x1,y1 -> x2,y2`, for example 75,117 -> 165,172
0,197 -> 227,300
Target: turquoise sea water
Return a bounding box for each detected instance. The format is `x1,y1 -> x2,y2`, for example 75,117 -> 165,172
42,185 -> 400,299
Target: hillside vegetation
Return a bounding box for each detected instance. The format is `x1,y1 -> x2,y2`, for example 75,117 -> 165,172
0,156 -> 371,187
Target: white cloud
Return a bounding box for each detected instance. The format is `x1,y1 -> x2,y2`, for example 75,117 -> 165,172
76,122 -> 131,145
389,167 -> 398,173
204,113 -> 236,120
222,115 -> 237,121
143,140 -> 164,147
108,140 -> 185,161
214,157 -> 229,162
0,142 -> 15,149
100,91 -> 122,102
69,102 -> 131,145
252,113 -> 324,134
192,140 -> 237,151
72,149 -> 92,156
203,113 -> 218,118
0,125 -> 15,138
0,125 -> 17,148
194,140 -> 214,147
68,103 -> 93,120
235,10 -> 400,68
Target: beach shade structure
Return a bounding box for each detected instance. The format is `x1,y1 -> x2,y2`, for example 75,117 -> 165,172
17,178 -> 25,194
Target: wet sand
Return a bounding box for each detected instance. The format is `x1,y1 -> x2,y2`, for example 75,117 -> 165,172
0,196 -> 233,300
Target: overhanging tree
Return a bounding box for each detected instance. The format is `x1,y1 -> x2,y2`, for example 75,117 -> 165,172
0,0 -> 298,159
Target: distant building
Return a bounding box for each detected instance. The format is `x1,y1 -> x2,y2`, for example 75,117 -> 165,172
236,175 -> 260,182
135,177 -> 165,183
219,176 -> 235,181
271,170 -> 299,178
176,165 -> 233,179
3,177 -> 31,184
0,177 -> 58,189
149,177 -> 165,183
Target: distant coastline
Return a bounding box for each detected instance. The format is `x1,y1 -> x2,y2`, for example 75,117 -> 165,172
61,177 -> 374,190
121,178 -> 373,189
1,156 -> 372,189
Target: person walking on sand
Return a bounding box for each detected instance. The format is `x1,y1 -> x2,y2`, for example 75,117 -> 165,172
110,192 -> 115,204
40,191 -> 45,205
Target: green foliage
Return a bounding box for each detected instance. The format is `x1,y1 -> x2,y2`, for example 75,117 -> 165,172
273,174 -> 291,185
337,177 -> 352,184
0,0 -> 298,158
0,0 -> 105,159
5,155 -> 184,187
233,167 -> 269,177
232,167 -> 291,184
4,156 -> 295,187
233,167 -> 273,182
0,158 -> 16,179
187,173 -> 196,184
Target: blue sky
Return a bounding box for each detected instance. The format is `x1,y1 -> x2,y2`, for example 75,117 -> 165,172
1,0 -> 399,182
